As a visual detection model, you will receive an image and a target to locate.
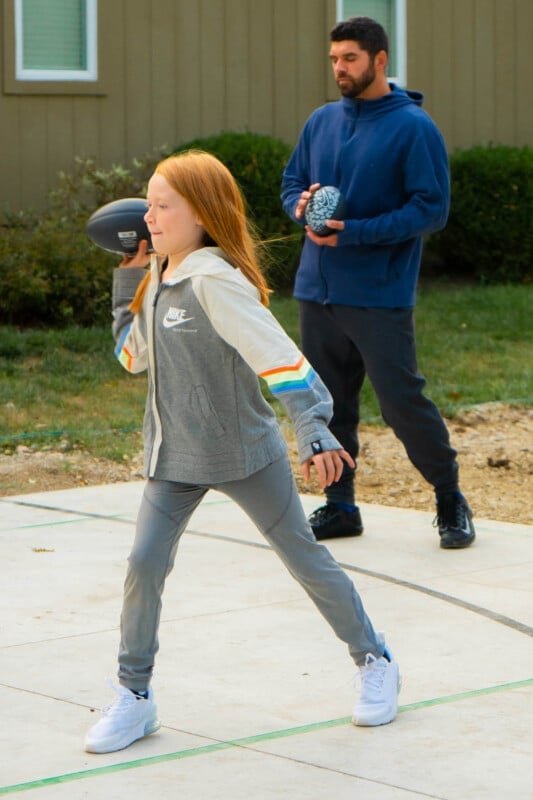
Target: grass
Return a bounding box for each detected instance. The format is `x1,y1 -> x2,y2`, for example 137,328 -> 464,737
0,326 -> 146,460
0,281 -> 531,462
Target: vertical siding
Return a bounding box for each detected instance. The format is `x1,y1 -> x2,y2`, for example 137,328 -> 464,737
46,98 -> 75,183
472,0 -> 496,144
96,0 -> 126,165
151,0 -> 180,149
407,0 -> 532,151
72,95 -> 101,160
225,0 -> 250,130
174,0 -> 202,141
294,0 -> 328,122
19,99 -> 49,207
1,0 -> 531,214
493,1 -> 517,145
248,1 -> 274,133
123,0 -> 154,158
0,0 -> 331,212
273,0 -> 329,138
273,0 -> 299,137
0,95 -> 22,210
449,0 -> 476,148
515,0 -> 531,144
199,0 -> 226,132
429,1 -> 454,146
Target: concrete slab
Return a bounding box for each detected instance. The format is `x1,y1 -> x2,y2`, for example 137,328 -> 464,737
0,482 -> 531,799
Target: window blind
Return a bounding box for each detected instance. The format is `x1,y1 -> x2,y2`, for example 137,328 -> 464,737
21,0 -> 87,71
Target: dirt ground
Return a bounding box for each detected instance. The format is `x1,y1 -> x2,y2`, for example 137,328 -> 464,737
1,403 -> 531,526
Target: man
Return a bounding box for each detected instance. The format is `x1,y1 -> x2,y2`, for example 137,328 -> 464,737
281,16 -> 475,549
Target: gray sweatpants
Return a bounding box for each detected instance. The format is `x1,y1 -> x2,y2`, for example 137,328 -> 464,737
118,454 -> 382,691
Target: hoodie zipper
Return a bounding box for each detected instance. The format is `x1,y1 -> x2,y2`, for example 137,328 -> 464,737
147,281 -> 164,476
319,101 -> 361,304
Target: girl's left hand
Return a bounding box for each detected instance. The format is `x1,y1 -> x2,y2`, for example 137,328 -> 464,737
302,449 -> 355,489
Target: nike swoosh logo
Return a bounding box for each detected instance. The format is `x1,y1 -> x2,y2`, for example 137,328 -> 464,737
163,316 -> 194,328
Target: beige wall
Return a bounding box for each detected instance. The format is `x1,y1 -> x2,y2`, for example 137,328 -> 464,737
0,0 -> 333,214
0,0 -> 531,215
407,0 -> 532,151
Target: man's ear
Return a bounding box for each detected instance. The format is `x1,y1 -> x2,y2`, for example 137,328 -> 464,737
375,49 -> 388,71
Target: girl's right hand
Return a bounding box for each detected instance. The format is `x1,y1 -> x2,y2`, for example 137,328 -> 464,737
119,239 -> 151,268
301,448 -> 355,489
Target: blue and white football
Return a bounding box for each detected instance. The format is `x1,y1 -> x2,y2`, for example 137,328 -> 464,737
86,197 -> 152,255
305,186 -> 346,236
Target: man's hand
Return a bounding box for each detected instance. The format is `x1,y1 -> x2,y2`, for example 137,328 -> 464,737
302,449 -> 355,489
305,218 -> 345,247
295,183 -> 321,220
119,239 -> 151,268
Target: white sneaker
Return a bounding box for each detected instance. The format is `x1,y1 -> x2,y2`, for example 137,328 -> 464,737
85,681 -> 160,753
353,641 -> 400,727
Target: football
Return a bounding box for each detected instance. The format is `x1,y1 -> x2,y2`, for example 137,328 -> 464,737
86,197 -> 152,255
304,185 -> 346,236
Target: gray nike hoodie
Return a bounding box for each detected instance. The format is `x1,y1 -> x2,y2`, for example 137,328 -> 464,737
112,247 -> 341,484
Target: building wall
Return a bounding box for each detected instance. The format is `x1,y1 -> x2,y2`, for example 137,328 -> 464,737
0,0 -> 332,214
407,0 -> 532,151
0,0 -> 531,215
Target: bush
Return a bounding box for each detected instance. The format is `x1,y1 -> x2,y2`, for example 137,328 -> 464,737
428,145 -> 533,284
171,131 -> 303,290
0,133 -> 301,327
0,153 -> 161,327
0,216 -> 116,327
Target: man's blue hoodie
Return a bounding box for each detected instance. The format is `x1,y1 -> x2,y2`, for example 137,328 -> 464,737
281,85 -> 450,308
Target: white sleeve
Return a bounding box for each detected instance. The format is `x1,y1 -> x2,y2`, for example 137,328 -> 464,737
192,273 -> 342,462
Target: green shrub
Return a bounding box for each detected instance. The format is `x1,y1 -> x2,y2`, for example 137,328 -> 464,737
171,131 -> 303,290
428,145 -> 533,284
0,153 -> 161,327
0,134 -> 301,327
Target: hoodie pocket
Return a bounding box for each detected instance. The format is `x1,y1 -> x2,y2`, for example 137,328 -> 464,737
193,385 -> 226,438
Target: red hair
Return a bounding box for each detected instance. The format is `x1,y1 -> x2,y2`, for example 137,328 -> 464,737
130,150 -> 271,314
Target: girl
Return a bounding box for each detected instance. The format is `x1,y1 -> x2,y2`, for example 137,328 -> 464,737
85,151 -> 399,754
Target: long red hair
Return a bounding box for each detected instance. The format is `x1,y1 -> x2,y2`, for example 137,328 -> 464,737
129,150 -> 271,313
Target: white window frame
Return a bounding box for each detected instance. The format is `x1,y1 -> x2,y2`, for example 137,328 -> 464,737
15,0 -> 98,82
336,0 -> 406,87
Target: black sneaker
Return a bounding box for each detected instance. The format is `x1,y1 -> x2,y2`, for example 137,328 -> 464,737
309,503 -> 363,541
435,493 -> 476,549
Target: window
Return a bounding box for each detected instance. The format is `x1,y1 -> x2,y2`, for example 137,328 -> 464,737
15,0 -> 97,81
336,0 -> 406,86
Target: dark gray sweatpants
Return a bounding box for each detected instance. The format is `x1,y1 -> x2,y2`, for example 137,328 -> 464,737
118,455 -> 382,691
299,301 -> 459,505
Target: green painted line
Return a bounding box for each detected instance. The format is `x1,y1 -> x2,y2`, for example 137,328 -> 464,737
1,677 -> 531,796
11,514 -> 133,531
396,677 -> 533,712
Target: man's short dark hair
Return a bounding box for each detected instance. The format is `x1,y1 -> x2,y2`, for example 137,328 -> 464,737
330,16 -> 389,57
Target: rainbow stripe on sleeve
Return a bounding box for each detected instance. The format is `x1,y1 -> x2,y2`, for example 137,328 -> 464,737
114,326 -> 134,371
259,354 -> 317,395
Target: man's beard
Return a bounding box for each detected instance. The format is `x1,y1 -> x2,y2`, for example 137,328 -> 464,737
337,60 -> 376,98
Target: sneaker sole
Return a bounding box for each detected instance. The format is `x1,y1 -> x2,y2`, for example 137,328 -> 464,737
352,708 -> 397,727
85,717 -> 161,754
313,528 -> 364,541
440,533 -> 476,549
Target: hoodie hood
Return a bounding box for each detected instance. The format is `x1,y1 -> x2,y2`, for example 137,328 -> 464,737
340,83 -> 424,119
151,247 -> 260,298
152,247 -> 234,283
